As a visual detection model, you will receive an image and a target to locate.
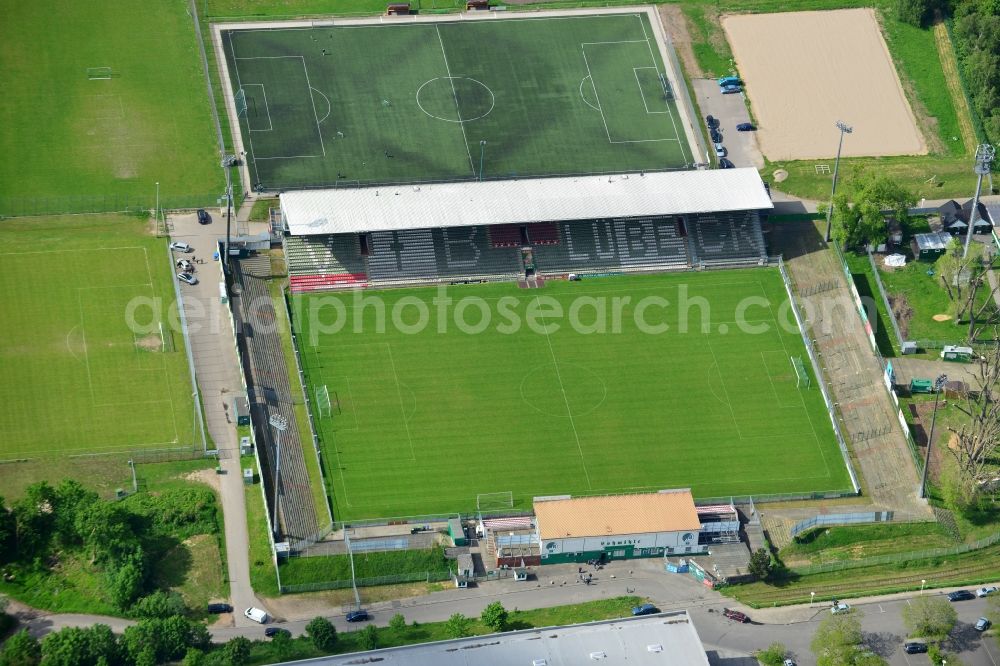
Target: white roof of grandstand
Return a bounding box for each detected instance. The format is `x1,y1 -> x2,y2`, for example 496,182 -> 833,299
281,169 -> 772,236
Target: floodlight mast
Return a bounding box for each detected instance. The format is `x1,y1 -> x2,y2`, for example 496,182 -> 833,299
269,414 -> 288,537
962,144 -> 995,258
824,121 -> 853,243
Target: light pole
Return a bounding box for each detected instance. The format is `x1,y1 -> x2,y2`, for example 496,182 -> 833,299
479,140 -> 487,182
269,414 -> 288,537
962,144 -> 995,258
155,181 -> 160,231
345,529 -> 362,609
919,374 -> 947,499
921,579 -> 926,595
811,591 -> 815,607
128,459 -> 137,493
824,121 -> 853,243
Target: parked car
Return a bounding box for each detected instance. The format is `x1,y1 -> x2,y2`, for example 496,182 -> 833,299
265,627 -> 290,638
176,272 -> 198,285
722,608 -> 750,623
718,75 -> 741,87
346,610 -> 370,622
903,642 -> 928,654
831,602 -> 851,615
715,146 -> 727,158
705,114 -> 719,129
169,241 -> 193,253
631,603 -> 658,616
244,607 -> 269,624
176,258 -> 194,272
947,590 -> 975,602
207,603 -> 233,614
783,660 -> 796,666
976,586 -> 998,597
710,129 -> 723,143
736,122 -> 756,131
197,209 -> 211,225
975,617 -> 992,632
718,158 -> 735,169
721,84 -> 742,94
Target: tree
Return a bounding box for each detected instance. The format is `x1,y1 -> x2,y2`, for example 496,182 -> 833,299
445,613 -> 472,639
388,613 -> 407,634
902,596 -> 958,639
947,345 -> 1000,496
130,590 -> 187,619
0,629 -> 42,666
895,0 -> 942,27
40,625 -> 119,666
359,625 -> 379,651
0,498 -> 18,563
223,637 -> 252,666
755,642 -> 788,666
108,553 -> 146,611
481,602 -> 509,632
181,648 -> 206,666
270,631 -> 293,661
811,612 -> 869,666
306,617 -> 337,652
830,168 -> 915,250
748,548 -> 772,580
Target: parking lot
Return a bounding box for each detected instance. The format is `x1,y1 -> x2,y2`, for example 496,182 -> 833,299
692,79 -> 764,170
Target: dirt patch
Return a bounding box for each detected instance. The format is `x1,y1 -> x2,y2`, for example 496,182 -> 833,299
658,5 -> 702,78
888,292 -> 913,340
263,582 -> 436,620
933,313 -> 953,321
722,9 -> 927,159
184,468 -> 221,493
136,334 -> 162,352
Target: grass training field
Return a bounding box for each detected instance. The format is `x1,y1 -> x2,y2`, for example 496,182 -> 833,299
0,0 -> 222,215
0,216 -> 196,458
221,12 -> 690,190
292,271 -> 851,520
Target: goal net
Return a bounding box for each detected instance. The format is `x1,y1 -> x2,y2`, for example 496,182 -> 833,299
315,385 -> 332,419
234,88 -> 248,117
87,67 -> 113,80
659,73 -> 673,101
791,356 -> 810,388
477,491 -> 514,514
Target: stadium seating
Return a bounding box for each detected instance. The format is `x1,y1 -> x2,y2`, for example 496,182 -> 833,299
526,222 -> 560,245
489,225 -> 524,248
285,235 -> 368,292
687,211 -> 766,265
531,217 -> 689,275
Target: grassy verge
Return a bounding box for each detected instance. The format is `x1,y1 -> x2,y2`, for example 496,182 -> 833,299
681,4 -> 731,78
245,476 -> 280,598
267,279 -> 331,526
205,0 -> 463,19
239,596 -> 642,665
278,545 -> 455,586
249,198 -> 278,222
779,522 -> 956,566
842,251 -> 899,357
723,542 -> 1000,607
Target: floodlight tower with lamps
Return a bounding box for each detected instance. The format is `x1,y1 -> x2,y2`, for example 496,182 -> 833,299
919,374 -> 948,499
824,121 -> 853,243
962,143 -> 995,258
268,414 -> 288,537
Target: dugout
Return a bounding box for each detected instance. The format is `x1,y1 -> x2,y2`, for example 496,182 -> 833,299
232,396 -> 250,426
534,489 -> 705,565
448,517 -> 467,546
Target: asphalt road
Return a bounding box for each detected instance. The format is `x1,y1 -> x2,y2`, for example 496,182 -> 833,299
691,79 -> 764,170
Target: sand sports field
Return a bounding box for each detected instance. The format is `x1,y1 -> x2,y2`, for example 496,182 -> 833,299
722,9 -> 926,160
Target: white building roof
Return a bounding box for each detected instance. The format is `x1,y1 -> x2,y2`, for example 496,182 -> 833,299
281,612 -> 711,666
281,169 -> 772,236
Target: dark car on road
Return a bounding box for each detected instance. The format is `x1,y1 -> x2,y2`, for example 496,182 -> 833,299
903,642 -> 928,654
207,603 -> 233,614
736,122 -> 756,131
947,590 -> 975,602
265,627 -> 290,638
710,129 -> 723,143
705,114 -> 719,129
346,610 -> 370,622
718,157 -> 735,169
631,603 -> 659,616
197,209 -> 211,224
721,84 -> 742,94
722,608 -> 750,623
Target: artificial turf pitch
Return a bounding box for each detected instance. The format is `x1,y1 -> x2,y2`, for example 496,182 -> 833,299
292,271 -> 852,521
221,12 -> 689,190
0,216 -> 196,457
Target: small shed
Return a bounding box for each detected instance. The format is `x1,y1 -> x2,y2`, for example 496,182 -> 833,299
240,436 -> 252,456
243,468 -> 254,485
912,232 -> 952,259
910,379 -> 934,394
386,2 -> 410,14
941,345 -> 974,362
448,517 -> 467,546
232,396 -> 250,426
454,553 -> 474,588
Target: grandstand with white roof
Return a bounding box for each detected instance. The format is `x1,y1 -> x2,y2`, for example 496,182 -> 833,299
278,168 -> 773,292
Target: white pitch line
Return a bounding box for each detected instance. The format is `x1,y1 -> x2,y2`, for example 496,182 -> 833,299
580,46 -> 612,143
228,38 -> 260,178
637,15 -> 688,163
384,342 -> 417,463
243,83 -> 273,131
435,25 -> 475,174
300,57 -> 327,156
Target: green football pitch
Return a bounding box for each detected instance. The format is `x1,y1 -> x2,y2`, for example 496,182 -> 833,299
292,271 -> 852,521
0,216 -> 196,458
221,12 -> 690,190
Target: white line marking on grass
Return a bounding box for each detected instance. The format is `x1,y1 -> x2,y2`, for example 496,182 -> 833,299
637,15 -> 688,164
243,83 -> 273,131
532,296 -> 593,491
253,154 -> 322,160
634,67 -> 667,114
312,87 -> 332,124
580,40 -> 648,45
435,25 -> 475,174
300,58 -> 327,156
580,47 -> 611,143
77,294 -> 96,405
228,39 -> 260,179
705,341 -> 744,439
579,76 -> 600,111
0,245 -> 146,257
385,342 -> 417,463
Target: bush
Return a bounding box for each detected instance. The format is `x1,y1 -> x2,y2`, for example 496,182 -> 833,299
0,629 -> 42,666
755,642 -> 787,666
359,625 -> 378,651
748,549 -> 772,580
445,613 -> 472,639
306,617 -> 337,652
481,602 -> 508,632
388,613 -> 406,633
130,591 -> 187,619
223,637 -> 252,666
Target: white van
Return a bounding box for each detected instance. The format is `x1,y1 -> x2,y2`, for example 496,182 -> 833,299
244,607 -> 269,624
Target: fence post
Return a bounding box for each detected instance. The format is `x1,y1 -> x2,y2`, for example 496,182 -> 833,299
866,246 -> 904,350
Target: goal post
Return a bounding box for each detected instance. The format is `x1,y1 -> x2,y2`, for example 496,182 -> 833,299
234,88 -> 248,117
476,491 -> 514,514
315,385 -> 332,419
791,356 -> 810,389
87,67 -> 113,80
